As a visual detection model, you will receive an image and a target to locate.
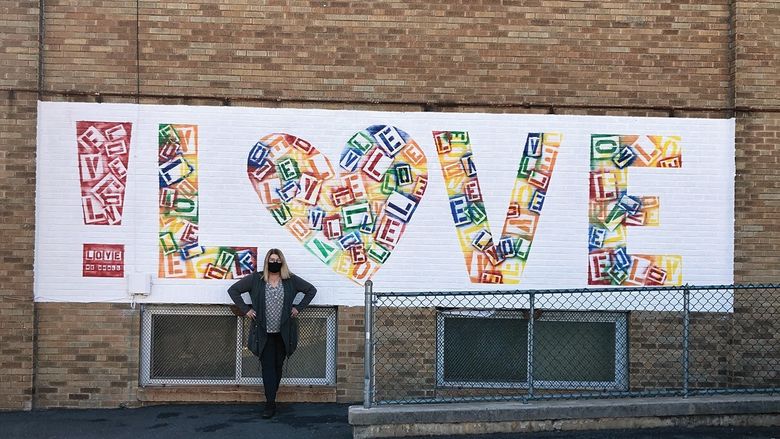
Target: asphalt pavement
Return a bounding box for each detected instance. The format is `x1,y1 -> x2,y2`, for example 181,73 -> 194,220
0,403 -> 777,439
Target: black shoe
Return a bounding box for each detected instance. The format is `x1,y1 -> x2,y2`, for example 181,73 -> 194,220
262,402 -> 276,419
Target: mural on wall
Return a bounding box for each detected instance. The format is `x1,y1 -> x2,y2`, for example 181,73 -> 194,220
434,131 -> 562,284
77,121 -> 132,225
588,134 -> 683,286
247,126 -> 428,284
34,103 -> 734,305
158,124 -> 257,279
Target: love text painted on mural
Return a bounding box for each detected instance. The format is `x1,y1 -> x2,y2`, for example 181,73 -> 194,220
78,122 -> 682,286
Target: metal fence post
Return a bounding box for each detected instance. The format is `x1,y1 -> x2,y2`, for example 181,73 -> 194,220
682,285 -> 690,398
527,292 -> 535,402
363,280 -> 374,408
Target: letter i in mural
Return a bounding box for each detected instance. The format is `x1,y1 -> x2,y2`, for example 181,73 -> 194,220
158,124 -> 257,279
434,131 -> 562,284
588,134 -> 682,286
77,121 -> 132,278
247,126 -> 428,285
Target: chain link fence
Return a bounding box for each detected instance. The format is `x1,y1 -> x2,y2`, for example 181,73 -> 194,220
139,305 -> 337,386
364,283 -> 779,406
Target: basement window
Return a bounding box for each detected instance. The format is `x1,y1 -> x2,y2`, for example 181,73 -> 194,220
436,310 -> 628,389
140,305 -> 336,386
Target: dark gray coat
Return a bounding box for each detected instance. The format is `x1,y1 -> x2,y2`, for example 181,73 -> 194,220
228,272 -> 317,357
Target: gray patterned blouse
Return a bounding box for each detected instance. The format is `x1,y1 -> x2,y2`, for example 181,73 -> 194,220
264,281 -> 284,333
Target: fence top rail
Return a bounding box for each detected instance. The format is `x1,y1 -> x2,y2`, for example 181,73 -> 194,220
372,283 -> 779,298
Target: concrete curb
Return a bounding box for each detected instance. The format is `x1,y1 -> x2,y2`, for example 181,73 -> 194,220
348,395 -> 780,438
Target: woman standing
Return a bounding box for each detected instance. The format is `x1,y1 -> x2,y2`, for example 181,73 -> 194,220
228,248 -> 317,419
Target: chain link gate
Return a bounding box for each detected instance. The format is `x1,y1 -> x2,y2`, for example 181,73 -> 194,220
363,283 -> 780,406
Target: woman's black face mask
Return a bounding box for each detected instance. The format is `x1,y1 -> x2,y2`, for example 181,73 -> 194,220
268,261 -> 282,273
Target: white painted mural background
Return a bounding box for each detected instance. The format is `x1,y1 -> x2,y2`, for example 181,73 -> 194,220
35,102 -> 735,308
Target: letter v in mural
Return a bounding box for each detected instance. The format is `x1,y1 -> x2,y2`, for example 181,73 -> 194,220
247,126 -> 428,285
434,131 -> 562,284
588,134 -> 683,286
158,124 -> 257,279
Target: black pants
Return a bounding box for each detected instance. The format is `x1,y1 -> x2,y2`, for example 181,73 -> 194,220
260,332 -> 286,403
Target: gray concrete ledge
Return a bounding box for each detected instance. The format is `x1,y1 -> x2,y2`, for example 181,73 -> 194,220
349,395 -> 780,438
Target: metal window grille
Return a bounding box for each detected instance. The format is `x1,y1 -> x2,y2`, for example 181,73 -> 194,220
140,305 -> 337,386
435,310 -> 628,390
364,283 -> 780,406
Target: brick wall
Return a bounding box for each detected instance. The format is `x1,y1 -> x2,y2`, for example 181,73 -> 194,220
336,306 -> 365,402
130,0 -> 731,108
734,1 -> 780,109
0,0 -> 38,411
34,303 -> 140,408
372,307 -> 437,402
1,0 -> 779,409
36,0 -> 736,108
43,0 -> 137,94
0,96 -> 36,411
734,112 -> 780,282
1,1 -> 37,91
734,1 -> 780,282
732,0 -> 780,390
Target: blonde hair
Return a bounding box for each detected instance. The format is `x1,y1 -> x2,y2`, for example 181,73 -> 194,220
262,248 -> 291,282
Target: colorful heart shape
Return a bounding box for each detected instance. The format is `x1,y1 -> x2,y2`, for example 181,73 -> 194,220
247,125 -> 428,284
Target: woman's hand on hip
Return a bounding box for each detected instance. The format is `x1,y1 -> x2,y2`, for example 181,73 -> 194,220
246,309 -> 257,319
291,307 -> 299,318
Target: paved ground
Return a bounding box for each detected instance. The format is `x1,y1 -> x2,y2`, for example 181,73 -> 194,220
427,428 -> 780,439
0,403 -> 777,439
1,404 -> 350,439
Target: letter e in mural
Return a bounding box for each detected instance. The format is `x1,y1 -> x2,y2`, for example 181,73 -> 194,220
588,134 -> 683,286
